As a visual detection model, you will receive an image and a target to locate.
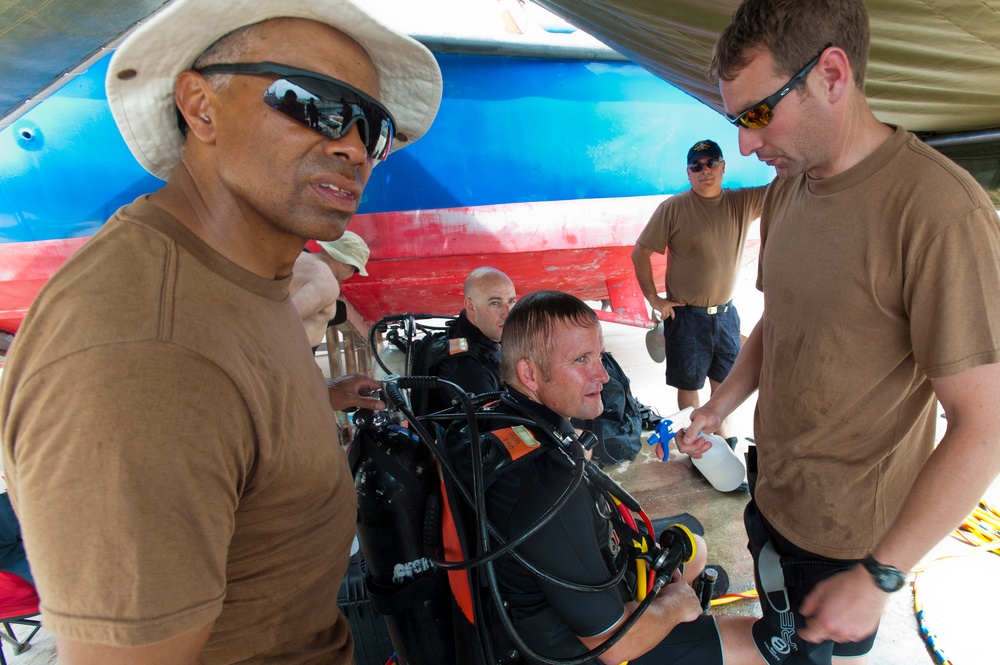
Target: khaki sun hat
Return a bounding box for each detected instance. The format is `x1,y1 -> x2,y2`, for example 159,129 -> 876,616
317,231 -> 370,276
106,0 -> 443,180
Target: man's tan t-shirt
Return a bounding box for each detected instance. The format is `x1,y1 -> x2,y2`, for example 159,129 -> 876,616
755,126 -> 1000,558
637,187 -> 765,307
1,198 -> 357,664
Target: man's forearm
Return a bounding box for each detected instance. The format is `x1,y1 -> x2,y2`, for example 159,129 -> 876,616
578,585 -> 701,665
630,244 -> 661,304
872,363 -> 1000,572
874,428 -> 1000,573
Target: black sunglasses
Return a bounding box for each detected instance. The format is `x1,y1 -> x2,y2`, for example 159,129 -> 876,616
197,61 -> 396,161
726,44 -> 833,130
688,158 -> 721,173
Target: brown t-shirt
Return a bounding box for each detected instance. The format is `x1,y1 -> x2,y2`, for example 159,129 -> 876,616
637,187 -> 765,307
1,198 -> 357,664
755,126 -> 1000,558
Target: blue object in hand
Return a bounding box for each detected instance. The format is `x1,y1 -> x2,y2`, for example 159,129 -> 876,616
647,418 -> 679,451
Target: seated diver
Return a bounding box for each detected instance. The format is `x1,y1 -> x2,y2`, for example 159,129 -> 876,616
416,267 -> 517,414
448,290 -> 763,665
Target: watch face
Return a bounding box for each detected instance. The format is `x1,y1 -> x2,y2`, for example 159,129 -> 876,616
864,556 -> 905,591
876,568 -> 905,591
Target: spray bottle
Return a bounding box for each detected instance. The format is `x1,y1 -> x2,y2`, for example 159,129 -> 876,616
648,407 -> 746,492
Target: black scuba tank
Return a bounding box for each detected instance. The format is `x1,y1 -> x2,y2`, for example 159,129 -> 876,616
351,408 -> 456,665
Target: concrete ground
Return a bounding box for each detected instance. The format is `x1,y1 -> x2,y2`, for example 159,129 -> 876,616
3,283 -> 998,664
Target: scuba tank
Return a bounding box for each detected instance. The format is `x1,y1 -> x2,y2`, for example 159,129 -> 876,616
373,343 -> 407,380
351,405 -> 455,665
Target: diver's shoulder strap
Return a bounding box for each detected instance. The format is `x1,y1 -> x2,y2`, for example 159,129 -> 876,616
479,424 -> 551,488
488,425 -> 544,462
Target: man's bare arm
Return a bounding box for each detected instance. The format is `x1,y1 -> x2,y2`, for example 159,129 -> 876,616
878,361 -> 1000,569
630,243 -> 680,320
577,571 -> 702,665
290,253 -> 340,347
327,373 -> 385,412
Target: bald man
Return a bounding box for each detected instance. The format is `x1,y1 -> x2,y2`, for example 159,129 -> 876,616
417,267 -> 517,414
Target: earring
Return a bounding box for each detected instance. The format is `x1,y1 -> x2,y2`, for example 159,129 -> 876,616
200,115 -> 210,123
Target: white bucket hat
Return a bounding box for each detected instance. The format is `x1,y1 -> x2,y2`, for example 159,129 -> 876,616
106,0 -> 443,180
317,231 -> 370,276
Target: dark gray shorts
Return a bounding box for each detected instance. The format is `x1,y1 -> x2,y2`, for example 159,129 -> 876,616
664,304 -> 741,391
745,501 -> 877,665
629,613 -> 723,665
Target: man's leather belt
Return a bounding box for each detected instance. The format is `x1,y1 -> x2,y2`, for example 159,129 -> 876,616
684,301 -> 732,315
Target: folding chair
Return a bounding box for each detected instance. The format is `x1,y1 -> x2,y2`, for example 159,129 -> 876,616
0,571 -> 40,665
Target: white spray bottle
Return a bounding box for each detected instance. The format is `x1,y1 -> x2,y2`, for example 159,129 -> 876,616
648,407 -> 746,492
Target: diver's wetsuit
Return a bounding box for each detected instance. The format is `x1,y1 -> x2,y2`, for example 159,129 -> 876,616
454,388 -> 723,664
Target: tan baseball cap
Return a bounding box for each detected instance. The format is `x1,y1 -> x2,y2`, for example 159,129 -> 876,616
106,0 -> 443,180
317,231 -> 370,276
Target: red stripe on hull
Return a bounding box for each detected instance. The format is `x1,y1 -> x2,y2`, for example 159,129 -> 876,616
1,197 -> 722,334
0,238 -> 90,333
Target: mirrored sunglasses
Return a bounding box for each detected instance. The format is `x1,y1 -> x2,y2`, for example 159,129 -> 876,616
197,61 -> 396,161
688,158 -> 721,173
726,44 -> 832,130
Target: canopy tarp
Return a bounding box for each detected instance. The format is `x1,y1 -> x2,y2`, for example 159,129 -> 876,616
2,0 -> 999,200
0,0 -> 167,123
535,0 -> 1000,202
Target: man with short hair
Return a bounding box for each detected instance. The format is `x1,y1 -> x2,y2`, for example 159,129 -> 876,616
0,0 -> 442,662
291,230 -> 370,348
418,266 -> 516,413
632,139 -> 765,442
455,290 -> 762,665
682,1 -> 1000,663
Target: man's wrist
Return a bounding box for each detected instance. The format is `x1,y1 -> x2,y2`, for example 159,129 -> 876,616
860,555 -> 906,592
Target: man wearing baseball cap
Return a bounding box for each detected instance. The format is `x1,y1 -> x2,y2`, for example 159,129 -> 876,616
291,231 -> 371,348
0,0 -> 441,663
632,139 -> 766,460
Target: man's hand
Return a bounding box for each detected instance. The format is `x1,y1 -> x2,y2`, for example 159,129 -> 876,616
659,569 -> 704,625
581,569 -> 703,665
797,565 -> 888,644
327,374 -> 385,411
674,406 -> 723,459
649,295 -> 682,321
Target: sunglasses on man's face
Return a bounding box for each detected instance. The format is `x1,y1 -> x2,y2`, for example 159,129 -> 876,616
197,61 -> 396,161
688,158 -> 721,173
726,45 -> 832,130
